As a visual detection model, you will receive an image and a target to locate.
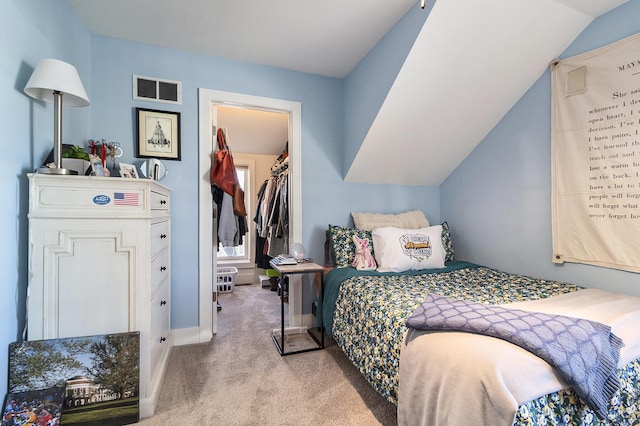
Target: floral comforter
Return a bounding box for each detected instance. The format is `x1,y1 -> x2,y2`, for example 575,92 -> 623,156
323,262 -> 640,425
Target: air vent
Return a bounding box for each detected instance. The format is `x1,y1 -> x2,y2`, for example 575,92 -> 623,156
133,75 -> 182,105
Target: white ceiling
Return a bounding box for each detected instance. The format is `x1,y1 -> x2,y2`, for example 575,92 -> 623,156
67,0 -> 416,78
68,0 -> 629,186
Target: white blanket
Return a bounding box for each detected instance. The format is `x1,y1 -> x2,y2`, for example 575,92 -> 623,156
397,289 -> 640,426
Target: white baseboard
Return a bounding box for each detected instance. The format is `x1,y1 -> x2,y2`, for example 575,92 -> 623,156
171,314 -> 313,347
271,326 -> 309,335
301,313 -> 316,328
235,268 -> 257,285
172,326 -> 210,346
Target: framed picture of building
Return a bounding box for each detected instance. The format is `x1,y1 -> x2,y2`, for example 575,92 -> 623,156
8,332 -> 140,426
136,107 -> 181,160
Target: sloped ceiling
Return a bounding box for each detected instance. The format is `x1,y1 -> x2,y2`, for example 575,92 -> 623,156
345,0 -> 630,186
67,0 -> 629,185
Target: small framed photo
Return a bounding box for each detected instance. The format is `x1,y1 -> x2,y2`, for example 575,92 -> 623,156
136,107 -> 181,160
119,162 -> 139,178
89,153 -> 105,176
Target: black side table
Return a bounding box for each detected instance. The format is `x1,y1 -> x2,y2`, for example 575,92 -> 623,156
269,260 -> 325,356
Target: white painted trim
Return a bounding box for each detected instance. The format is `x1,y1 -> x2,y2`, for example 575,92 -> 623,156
197,91 -> 215,343
235,270 -> 258,285
171,326 -> 203,346
270,313 -> 317,336
198,88 -> 303,341
271,326 -> 311,335
301,313 -> 316,328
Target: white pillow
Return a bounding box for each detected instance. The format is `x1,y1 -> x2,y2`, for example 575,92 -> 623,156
351,210 -> 429,231
372,225 -> 445,273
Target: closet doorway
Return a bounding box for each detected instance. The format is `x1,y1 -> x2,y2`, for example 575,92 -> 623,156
215,106 -> 288,279
198,89 -> 302,342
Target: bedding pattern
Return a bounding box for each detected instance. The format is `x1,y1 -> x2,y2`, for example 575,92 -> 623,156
327,264 -> 583,405
516,358 -> 640,425
398,287 -> 640,426
406,294 -> 622,419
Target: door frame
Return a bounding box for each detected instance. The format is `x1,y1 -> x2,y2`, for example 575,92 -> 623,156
197,88 -> 302,341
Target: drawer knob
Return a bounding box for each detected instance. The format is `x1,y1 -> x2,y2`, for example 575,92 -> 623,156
160,336 -> 166,343
160,234 -> 167,239
160,300 -> 167,306
160,200 -> 167,205
161,266 -> 167,271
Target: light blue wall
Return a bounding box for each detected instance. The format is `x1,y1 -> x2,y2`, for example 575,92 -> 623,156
91,36 -> 346,329
1,0 -> 91,401
89,35 -> 441,327
441,0 -> 640,296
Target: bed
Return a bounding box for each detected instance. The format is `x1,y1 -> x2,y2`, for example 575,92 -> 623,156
321,219 -> 640,426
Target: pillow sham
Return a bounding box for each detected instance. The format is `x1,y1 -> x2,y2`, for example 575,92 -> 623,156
372,225 -> 446,273
328,225 -> 374,269
441,221 -> 455,262
351,210 -> 429,231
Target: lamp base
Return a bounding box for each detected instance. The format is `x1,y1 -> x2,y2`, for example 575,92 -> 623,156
37,167 -> 78,175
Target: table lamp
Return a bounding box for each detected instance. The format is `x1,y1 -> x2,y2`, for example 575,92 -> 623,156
24,58 -> 90,175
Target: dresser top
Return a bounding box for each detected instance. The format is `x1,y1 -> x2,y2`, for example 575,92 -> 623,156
28,173 -> 170,190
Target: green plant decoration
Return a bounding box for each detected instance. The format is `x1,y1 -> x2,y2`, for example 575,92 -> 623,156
62,145 -> 90,161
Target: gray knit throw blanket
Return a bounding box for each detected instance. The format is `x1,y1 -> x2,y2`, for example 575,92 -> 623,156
405,294 -> 623,419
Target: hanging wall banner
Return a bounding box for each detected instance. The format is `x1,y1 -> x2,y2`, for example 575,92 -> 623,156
552,32 -> 640,273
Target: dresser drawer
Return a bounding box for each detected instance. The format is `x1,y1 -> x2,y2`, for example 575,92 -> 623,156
30,175 -> 147,218
151,190 -> 169,210
150,248 -> 170,296
150,220 -> 170,258
150,282 -> 171,382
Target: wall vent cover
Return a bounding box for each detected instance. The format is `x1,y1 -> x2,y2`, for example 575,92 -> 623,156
133,75 -> 182,104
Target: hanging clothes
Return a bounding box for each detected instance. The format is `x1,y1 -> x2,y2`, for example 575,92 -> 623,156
211,127 -> 246,248
254,180 -> 271,269
254,148 -> 290,263
266,170 -> 288,257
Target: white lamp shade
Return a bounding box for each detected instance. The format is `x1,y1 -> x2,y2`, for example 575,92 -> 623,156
24,58 -> 90,106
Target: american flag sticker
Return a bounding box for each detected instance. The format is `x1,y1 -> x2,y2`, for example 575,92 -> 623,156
114,192 -> 139,206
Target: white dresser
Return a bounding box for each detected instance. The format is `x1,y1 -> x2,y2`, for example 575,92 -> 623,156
27,173 -> 172,418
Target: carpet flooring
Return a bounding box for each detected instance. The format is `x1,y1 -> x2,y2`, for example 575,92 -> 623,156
138,282 -> 398,425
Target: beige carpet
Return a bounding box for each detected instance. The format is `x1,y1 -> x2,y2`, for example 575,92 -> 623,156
138,282 -> 398,425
